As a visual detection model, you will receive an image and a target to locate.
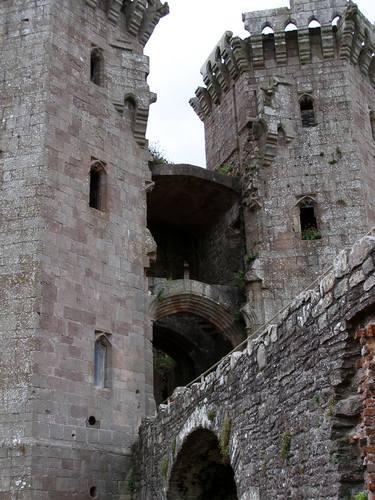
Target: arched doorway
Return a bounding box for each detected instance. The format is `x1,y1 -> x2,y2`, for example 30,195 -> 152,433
167,429 -> 238,500
153,314 -> 234,404
150,280 -> 245,404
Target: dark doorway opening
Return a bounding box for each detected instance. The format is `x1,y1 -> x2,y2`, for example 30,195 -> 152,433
153,314 -> 233,405
167,429 -> 238,500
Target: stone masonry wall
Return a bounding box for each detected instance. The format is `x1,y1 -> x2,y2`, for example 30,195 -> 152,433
0,0 -> 167,498
136,233 -> 375,500
0,0 -> 51,494
191,1 -> 375,327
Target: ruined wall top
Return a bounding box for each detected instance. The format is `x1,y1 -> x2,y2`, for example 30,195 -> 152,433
243,0 -> 348,34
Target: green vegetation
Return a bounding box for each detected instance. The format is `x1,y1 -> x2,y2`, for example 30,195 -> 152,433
156,287 -> 166,301
160,457 -> 169,479
302,228 -> 321,241
245,252 -> 258,265
219,417 -> 232,461
149,142 -> 170,166
217,164 -> 233,175
280,431 -> 292,461
128,478 -> 135,493
154,352 -> 176,377
235,270 -> 246,289
354,492 -> 368,500
326,397 -> 336,418
313,393 -> 321,405
207,410 -> 217,422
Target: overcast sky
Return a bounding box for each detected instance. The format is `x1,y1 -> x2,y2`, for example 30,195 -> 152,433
145,0 -> 375,167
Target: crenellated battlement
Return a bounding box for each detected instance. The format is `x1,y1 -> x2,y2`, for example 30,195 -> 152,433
86,0 -> 169,46
190,1 -> 375,121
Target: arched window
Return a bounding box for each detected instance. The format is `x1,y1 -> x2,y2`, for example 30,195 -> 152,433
94,333 -> 112,388
262,25 -> 274,35
89,161 -> 107,211
332,16 -> 341,28
308,19 -> 321,29
299,94 -> 316,127
90,47 -> 104,86
124,95 -> 137,128
370,110 -> 375,141
285,22 -> 297,32
299,199 -> 321,240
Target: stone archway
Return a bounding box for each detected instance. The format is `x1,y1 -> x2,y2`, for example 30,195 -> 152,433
150,280 -> 245,403
167,428 -> 238,500
150,279 -> 245,345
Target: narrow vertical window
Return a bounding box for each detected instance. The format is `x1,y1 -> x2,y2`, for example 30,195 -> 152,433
124,96 -> 137,129
94,333 -> 112,388
300,200 -> 321,240
277,125 -> 287,146
90,47 -> 104,86
300,94 -> 316,127
89,161 -> 107,211
370,110 -> 375,141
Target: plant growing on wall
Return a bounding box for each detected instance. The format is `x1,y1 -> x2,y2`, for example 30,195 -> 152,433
149,142 -> 171,166
302,227 -> 321,241
280,431 -> 292,461
160,457 -> 169,479
354,492 -> 368,500
219,417 -> 232,462
217,164 -> 233,175
235,270 -> 246,289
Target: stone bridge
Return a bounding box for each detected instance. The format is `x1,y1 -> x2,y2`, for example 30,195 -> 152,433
136,234 -> 375,499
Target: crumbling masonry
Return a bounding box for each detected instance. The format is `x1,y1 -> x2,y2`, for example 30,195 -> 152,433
1,0 -> 375,499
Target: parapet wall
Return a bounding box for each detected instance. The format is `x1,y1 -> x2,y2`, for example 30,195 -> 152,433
135,233 -> 375,499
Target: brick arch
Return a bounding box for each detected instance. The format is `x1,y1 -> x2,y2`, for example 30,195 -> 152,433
150,279 -> 245,346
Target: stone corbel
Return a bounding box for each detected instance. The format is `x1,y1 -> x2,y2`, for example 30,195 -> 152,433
108,0 -> 124,24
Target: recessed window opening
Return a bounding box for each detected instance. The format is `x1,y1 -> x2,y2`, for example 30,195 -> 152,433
300,202 -> 320,240
370,111 -> 375,141
90,47 -> 104,86
94,333 -> 112,388
300,95 -> 316,127
262,25 -> 274,35
124,96 -> 137,128
277,125 -> 287,146
89,486 -> 98,498
308,19 -> 321,29
89,162 -> 107,211
332,16 -> 341,28
285,22 -> 297,32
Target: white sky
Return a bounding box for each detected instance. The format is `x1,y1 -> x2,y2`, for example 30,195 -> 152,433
145,0 -> 375,167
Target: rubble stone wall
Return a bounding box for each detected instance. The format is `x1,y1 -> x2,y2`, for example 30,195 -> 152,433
136,234 -> 375,500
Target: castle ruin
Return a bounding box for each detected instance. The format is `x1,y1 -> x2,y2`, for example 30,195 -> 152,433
1,0 -> 375,499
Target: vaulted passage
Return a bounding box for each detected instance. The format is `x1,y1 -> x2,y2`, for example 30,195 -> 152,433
167,429 -> 238,500
147,164 -> 243,286
153,314 -> 233,405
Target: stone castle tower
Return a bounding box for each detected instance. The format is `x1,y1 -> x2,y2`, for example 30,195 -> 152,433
191,0 -> 375,329
0,0 -> 167,497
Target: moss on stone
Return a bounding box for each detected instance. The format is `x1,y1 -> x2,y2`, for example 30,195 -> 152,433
219,417 -> 232,461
